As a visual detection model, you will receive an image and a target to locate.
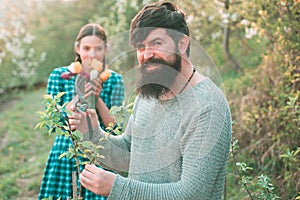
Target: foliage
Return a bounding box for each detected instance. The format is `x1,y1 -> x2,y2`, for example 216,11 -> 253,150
35,92 -> 131,199
29,0 -> 92,82
228,0 -> 300,198
0,0 -> 46,91
35,92 -> 97,198
0,27 -> 46,88
88,0 -> 137,74
1,0 -> 299,199
230,138 -> 280,200
108,102 -> 134,134
179,0 -> 256,73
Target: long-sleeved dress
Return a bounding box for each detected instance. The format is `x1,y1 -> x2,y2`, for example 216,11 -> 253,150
38,66 -> 124,200
87,77 -> 232,200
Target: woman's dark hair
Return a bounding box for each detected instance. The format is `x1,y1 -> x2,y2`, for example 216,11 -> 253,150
74,23 -> 107,63
130,1 -> 190,56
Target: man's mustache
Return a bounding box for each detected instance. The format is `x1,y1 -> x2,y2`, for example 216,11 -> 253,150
141,58 -> 169,70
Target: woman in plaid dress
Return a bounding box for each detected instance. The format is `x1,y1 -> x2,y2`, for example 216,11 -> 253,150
38,23 -> 124,200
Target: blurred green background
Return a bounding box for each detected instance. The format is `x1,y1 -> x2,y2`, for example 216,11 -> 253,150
0,0 -> 299,199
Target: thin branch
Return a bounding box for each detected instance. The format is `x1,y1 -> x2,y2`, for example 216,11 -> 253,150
231,140 -> 254,200
56,104 -> 83,198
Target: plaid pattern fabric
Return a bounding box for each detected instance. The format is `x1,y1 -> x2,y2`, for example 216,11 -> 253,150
38,66 -> 124,200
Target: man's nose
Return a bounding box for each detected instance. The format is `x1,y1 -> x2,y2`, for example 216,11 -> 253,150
143,47 -> 154,61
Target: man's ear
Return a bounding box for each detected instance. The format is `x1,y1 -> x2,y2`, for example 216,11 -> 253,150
178,35 -> 189,55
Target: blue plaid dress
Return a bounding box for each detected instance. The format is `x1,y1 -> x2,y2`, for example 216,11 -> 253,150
38,66 -> 124,200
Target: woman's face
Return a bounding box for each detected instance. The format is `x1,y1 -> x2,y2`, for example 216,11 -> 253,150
76,35 -> 106,71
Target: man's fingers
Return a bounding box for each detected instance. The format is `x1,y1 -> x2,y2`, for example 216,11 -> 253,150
68,111 -> 85,123
70,124 -> 76,131
69,118 -> 81,125
72,111 -> 83,119
80,165 -> 99,184
80,171 -> 93,186
85,164 -> 98,172
87,109 -> 98,120
66,96 -> 78,111
66,104 -> 75,112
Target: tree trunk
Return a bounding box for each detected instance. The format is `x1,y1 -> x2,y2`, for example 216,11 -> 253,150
223,24 -> 242,72
223,0 -> 242,72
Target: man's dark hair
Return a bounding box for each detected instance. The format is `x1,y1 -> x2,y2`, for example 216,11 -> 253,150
130,1 -> 190,56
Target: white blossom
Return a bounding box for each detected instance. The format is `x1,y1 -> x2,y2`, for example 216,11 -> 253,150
23,33 -> 35,44
241,19 -> 249,26
245,27 -> 257,39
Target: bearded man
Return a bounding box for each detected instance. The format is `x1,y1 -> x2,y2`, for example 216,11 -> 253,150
69,2 -> 232,200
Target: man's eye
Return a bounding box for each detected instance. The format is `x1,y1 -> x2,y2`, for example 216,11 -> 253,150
136,44 -> 145,50
153,41 -> 161,45
151,41 -> 162,48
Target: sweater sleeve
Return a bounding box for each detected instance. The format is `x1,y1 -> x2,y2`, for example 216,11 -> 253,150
83,96 -> 139,172
108,103 -> 232,200
83,115 -> 134,172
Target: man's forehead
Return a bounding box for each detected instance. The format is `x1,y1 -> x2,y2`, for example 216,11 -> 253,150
138,28 -> 169,43
147,28 -> 167,35
131,27 -> 183,48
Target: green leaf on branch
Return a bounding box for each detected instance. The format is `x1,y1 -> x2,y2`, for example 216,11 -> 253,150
72,131 -> 83,141
59,149 -> 74,160
81,141 -> 94,149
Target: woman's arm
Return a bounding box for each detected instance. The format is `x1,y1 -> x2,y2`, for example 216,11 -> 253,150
96,96 -> 116,127
93,73 -> 125,128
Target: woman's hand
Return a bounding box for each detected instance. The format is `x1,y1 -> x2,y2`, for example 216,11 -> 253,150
67,105 -> 99,133
80,164 -> 116,197
84,78 -> 103,100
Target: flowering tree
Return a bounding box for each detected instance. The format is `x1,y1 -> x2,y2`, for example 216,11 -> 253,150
0,25 -> 46,79
0,0 -> 46,91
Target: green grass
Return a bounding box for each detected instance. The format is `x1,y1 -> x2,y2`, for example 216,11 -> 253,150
0,88 -> 54,200
0,88 -> 284,200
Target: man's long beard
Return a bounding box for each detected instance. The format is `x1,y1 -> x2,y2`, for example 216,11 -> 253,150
136,54 -> 181,99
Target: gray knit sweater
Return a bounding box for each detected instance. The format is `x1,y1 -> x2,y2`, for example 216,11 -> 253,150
89,77 -> 232,200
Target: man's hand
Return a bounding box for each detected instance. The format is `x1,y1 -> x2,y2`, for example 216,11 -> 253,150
68,105 -> 99,133
80,164 -> 116,196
